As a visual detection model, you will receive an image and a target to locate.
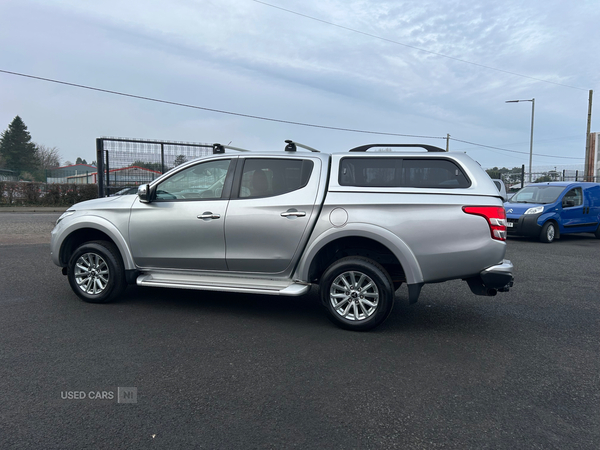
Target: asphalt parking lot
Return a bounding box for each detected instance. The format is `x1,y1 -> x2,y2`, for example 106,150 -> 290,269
1,213 -> 599,449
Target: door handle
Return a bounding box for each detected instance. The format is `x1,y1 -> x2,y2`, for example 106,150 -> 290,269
197,212 -> 221,220
281,209 -> 306,217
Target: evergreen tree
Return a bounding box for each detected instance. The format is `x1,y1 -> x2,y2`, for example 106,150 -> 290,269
0,116 -> 38,175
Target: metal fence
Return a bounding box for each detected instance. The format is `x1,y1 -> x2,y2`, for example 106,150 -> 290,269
488,165 -> 598,192
96,137 -> 213,196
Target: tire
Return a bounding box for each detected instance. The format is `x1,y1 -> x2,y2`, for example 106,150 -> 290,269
595,224 -> 600,239
67,240 -> 126,303
320,256 -> 394,331
540,222 -> 556,243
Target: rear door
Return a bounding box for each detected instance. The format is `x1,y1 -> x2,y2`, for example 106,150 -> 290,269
224,157 -> 321,273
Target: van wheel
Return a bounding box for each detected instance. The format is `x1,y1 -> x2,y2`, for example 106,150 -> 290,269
67,240 -> 126,303
540,222 -> 556,243
320,257 -> 394,331
595,225 -> 600,239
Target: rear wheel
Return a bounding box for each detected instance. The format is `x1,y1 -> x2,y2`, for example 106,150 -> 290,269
595,225 -> 600,239
320,257 -> 394,331
540,222 -> 556,243
67,240 -> 126,303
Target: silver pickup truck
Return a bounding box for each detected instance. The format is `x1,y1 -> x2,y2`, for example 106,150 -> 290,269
51,141 -> 513,331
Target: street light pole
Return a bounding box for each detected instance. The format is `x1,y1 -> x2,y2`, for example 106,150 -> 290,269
506,98 -> 535,182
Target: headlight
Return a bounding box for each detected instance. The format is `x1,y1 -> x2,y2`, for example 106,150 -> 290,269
56,210 -> 75,224
524,206 -> 544,215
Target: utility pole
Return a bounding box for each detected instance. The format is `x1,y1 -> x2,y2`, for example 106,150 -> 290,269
446,134 -> 450,152
584,90 -> 593,181
506,98 -> 535,182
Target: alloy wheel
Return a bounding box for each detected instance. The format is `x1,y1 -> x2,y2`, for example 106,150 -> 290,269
329,271 -> 379,321
74,253 -> 110,295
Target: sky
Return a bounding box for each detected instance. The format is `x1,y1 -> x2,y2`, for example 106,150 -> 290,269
1,0 -> 599,170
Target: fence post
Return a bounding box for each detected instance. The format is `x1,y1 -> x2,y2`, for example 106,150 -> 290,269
106,150 -> 110,195
161,143 -> 165,174
562,169 -> 565,181
575,170 -> 578,181
521,165 -> 525,188
96,138 -> 104,197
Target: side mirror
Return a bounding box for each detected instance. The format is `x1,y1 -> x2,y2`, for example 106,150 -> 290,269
138,184 -> 151,203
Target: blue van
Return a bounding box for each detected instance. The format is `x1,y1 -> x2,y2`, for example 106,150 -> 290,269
504,181 -> 600,243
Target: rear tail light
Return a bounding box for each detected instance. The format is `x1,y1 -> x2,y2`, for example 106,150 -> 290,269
462,206 -> 507,241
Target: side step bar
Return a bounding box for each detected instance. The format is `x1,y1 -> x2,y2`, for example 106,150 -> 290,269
136,273 -> 310,296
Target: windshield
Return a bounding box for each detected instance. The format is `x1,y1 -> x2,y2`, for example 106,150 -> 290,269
510,185 -> 565,204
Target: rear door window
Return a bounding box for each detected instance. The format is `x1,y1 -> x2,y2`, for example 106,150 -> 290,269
238,158 -> 314,199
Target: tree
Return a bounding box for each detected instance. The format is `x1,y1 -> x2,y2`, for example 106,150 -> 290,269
35,144 -> 61,171
173,154 -> 187,167
75,157 -> 88,165
32,144 -> 62,181
0,116 -> 38,175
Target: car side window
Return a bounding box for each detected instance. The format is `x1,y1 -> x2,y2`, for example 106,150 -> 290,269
562,187 -> 583,208
155,159 -> 231,201
339,157 -> 470,188
238,158 -> 314,199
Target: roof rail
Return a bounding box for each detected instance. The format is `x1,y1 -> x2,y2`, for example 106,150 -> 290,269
285,140 -> 320,153
212,143 -> 251,154
348,144 -> 446,153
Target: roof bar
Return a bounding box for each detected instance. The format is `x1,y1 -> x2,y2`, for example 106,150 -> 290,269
348,144 -> 446,153
212,143 -> 251,154
285,140 -> 320,153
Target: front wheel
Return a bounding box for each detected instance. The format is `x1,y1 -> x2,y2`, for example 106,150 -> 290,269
67,240 -> 126,303
540,222 -> 556,243
320,257 -> 394,331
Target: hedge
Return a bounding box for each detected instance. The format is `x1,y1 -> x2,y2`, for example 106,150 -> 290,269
0,182 -> 98,206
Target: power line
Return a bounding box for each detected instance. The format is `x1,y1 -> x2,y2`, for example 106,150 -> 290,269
252,0 -> 588,92
450,137 -> 585,160
0,69 -> 444,140
0,69 -> 586,161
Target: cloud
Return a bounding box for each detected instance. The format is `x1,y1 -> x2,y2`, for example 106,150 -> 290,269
0,0 -> 597,169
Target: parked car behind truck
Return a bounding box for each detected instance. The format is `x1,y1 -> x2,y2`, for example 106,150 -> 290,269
51,141 -> 514,331
505,181 -> 600,243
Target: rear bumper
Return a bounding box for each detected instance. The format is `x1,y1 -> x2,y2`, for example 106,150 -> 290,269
465,259 -> 514,296
481,259 -> 514,290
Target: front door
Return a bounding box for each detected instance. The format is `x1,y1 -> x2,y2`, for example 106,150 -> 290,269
129,158 -> 233,270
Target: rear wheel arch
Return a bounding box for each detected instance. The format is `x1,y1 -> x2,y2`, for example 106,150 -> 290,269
305,236 -> 407,289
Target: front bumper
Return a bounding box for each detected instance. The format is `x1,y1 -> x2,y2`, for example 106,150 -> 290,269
466,259 -> 514,296
507,213 -> 542,237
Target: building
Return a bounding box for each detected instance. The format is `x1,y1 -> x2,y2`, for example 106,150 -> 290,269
0,168 -> 18,182
589,132 -> 600,182
66,166 -> 162,186
46,164 -> 97,183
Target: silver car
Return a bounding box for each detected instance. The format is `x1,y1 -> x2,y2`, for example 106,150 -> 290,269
51,142 -> 513,331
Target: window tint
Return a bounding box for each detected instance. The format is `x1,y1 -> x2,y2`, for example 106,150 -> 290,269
562,187 -> 583,208
155,159 -> 230,200
339,157 -> 470,188
239,158 -> 314,198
